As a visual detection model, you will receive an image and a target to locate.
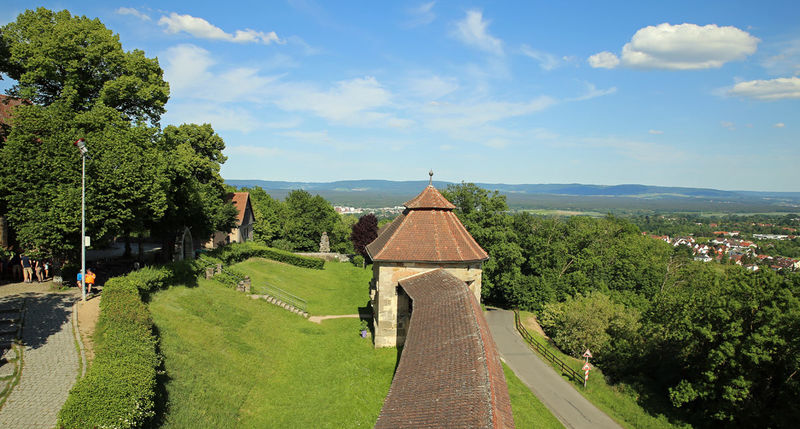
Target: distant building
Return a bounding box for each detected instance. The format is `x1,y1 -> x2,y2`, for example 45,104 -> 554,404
205,192 -> 255,248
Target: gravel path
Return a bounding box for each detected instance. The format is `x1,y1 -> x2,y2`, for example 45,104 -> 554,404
0,282 -> 81,428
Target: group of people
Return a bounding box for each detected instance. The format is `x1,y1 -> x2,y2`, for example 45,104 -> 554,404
0,251 -> 50,283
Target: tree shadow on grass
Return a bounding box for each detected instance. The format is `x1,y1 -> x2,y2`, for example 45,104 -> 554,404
146,323 -> 172,429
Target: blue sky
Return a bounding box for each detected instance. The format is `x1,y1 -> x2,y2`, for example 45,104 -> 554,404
2,1 -> 799,191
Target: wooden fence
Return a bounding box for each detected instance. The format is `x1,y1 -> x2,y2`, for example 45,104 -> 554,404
513,309 -> 583,385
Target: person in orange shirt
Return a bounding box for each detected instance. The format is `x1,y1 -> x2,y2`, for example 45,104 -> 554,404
85,269 -> 96,295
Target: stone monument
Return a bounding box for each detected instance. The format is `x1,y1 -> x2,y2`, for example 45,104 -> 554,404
319,231 -> 330,253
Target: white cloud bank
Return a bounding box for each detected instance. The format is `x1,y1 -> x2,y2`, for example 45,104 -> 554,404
727,77 -> 800,100
159,12 -> 282,44
588,23 -> 759,70
452,10 -> 503,55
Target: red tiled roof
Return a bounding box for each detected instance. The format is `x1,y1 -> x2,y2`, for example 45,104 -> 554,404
366,186 -> 488,262
404,185 -> 456,209
0,95 -> 25,129
375,269 -> 514,428
227,192 -> 251,225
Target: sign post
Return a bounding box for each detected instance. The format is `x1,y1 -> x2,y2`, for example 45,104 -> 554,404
582,349 -> 593,388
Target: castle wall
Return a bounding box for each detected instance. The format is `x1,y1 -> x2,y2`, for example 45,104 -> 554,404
370,261 -> 483,348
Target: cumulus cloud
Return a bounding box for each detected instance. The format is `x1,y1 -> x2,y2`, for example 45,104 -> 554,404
774,122 -> 786,128
452,10 -> 503,55
116,7 -> 150,21
520,45 -> 563,70
727,77 -> 800,100
158,12 -> 282,44
589,23 -> 758,70
588,51 -> 620,69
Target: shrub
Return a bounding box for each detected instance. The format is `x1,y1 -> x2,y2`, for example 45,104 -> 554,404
270,239 -> 295,252
352,255 -> 365,268
208,242 -> 324,270
58,276 -> 160,428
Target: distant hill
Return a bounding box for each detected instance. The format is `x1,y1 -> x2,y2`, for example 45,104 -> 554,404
226,179 -> 800,213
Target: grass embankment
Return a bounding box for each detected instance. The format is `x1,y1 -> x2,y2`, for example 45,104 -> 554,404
151,259 -> 559,427
237,258 -> 372,315
519,311 -> 689,429
503,363 -> 563,428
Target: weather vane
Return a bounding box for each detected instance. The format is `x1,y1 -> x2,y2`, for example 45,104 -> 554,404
428,170 -> 433,185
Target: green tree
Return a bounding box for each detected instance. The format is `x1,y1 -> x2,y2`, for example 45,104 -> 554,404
282,190 -> 338,251
152,123 -> 237,249
0,8 -> 169,125
442,182 -> 524,304
242,186 -> 286,246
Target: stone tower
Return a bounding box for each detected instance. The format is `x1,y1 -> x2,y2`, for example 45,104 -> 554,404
365,180 -> 489,348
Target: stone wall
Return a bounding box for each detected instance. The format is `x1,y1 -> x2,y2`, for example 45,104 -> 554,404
371,261 -> 483,348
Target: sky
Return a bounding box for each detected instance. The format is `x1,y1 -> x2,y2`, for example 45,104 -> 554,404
2,1 -> 799,191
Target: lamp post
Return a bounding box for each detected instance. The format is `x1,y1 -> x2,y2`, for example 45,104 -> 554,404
74,138 -> 88,302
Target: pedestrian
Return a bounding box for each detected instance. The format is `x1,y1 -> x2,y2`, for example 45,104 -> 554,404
85,268 -> 96,296
76,271 -> 82,288
10,252 -> 21,282
43,260 -> 50,279
34,258 -> 44,283
20,253 -> 32,283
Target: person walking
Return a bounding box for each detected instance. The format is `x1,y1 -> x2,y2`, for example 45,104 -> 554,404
20,253 -> 33,283
34,258 -> 44,283
85,269 -> 96,296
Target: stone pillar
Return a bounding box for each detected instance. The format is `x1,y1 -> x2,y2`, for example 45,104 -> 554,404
215,263 -> 222,275
205,267 -> 215,279
243,276 -> 251,293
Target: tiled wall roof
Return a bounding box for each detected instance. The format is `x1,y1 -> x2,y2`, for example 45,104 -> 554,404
375,269 -> 514,428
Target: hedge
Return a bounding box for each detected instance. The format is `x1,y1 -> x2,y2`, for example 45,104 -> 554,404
207,242 -> 324,270
57,275 -> 161,428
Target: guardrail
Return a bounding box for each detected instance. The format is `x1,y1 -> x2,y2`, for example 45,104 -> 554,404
513,309 -> 583,385
263,282 -> 308,314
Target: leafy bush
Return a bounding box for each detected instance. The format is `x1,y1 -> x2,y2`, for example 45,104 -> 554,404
270,239 -> 295,252
352,255 -> 365,268
58,276 -> 160,428
208,242 -> 324,270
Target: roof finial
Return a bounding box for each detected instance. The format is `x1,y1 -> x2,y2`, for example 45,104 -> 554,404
428,170 -> 434,186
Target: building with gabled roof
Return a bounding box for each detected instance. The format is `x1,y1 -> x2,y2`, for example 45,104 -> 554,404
204,192 -> 255,248
366,178 -> 489,348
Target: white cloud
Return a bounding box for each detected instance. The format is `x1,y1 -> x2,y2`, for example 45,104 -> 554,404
774,122 -> 786,128
649,129 -> 664,134
227,145 -> 283,157
721,120 -> 736,130
424,96 -> 555,132
158,12 -> 282,44
587,51 -> 620,69
452,10 -> 503,55
762,39 -> 800,76
590,23 -> 758,70
273,76 -> 392,123
406,2 -> 436,27
116,7 -> 150,21
163,102 -> 263,133
727,77 -> 800,100
520,45 -> 561,70
568,82 -> 617,101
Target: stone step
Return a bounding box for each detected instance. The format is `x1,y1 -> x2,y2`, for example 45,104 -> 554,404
0,324 -> 19,335
0,313 -> 21,323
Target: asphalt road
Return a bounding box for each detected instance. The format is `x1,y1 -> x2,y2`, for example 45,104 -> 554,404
485,308 -> 622,429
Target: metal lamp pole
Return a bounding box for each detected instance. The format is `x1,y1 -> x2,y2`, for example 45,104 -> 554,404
75,138 -> 88,302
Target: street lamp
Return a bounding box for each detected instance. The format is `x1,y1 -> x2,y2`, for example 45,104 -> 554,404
73,138 -> 88,302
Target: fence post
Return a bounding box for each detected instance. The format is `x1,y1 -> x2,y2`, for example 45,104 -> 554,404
243,276 -> 251,293
215,263 -> 222,275
205,267 -> 214,279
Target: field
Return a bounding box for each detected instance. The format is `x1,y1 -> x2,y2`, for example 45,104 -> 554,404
149,259 -> 560,427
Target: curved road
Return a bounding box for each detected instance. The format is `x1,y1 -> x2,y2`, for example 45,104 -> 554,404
485,308 -> 621,429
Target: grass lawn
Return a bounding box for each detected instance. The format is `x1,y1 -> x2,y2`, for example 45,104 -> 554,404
237,258 -> 372,315
519,311 -> 690,429
150,276 -> 396,428
503,363 -> 564,428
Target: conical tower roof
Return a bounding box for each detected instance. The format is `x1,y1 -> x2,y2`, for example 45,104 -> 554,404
366,183 -> 488,263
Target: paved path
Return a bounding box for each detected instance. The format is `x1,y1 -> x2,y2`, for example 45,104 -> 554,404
0,283 -> 81,428
485,308 -> 622,429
